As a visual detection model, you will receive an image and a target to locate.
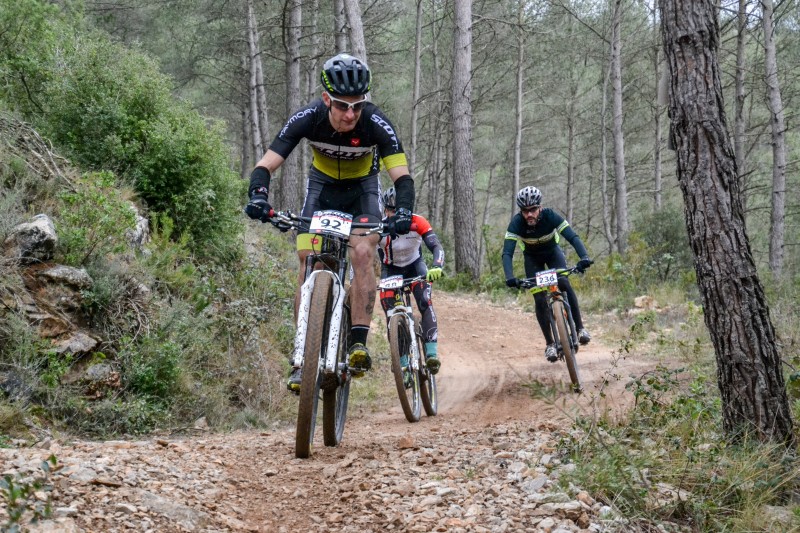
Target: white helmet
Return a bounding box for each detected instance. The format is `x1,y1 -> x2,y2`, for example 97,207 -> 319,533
516,186 -> 542,209
382,187 -> 396,209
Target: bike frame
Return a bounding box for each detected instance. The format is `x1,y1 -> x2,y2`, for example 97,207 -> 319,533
281,212 -> 382,377
292,267 -> 347,374
384,283 -> 423,374
542,285 -> 578,357
524,268 -> 580,358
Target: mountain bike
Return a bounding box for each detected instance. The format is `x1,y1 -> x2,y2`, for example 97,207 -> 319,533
519,267 -> 583,393
265,209 -> 383,458
379,274 -> 438,422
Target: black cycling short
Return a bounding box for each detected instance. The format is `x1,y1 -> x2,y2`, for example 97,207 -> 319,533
297,167 -> 381,251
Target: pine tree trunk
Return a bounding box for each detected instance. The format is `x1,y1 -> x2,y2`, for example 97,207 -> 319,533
246,0 -> 263,159
451,0 -> 480,279
653,17 -> 663,212
600,62 -> 615,254
410,0 -> 423,178
282,0 -> 303,210
343,0 -> 367,62
611,0 -> 628,255
334,0 -> 347,52
512,3 -> 524,215
660,0 -> 794,445
734,0 -> 748,210
303,0 -> 321,177
762,0 -> 787,278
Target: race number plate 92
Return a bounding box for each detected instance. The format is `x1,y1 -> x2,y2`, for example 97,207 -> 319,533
309,210 -> 353,237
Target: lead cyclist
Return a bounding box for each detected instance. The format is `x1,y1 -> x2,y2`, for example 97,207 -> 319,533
377,187 -> 444,375
244,54 -> 415,392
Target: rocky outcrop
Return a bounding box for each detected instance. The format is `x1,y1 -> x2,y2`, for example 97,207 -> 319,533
3,214 -> 57,264
1,214 -> 147,401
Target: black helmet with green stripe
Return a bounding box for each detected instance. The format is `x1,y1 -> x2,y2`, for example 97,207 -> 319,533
320,53 -> 371,96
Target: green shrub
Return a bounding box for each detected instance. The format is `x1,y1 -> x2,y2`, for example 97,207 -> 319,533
3,7 -> 243,263
119,336 -> 182,402
56,170 -> 137,266
41,35 -> 243,262
0,0 -> 59,115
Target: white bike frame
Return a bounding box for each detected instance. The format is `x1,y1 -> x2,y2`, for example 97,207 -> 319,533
291,269 -> 347,374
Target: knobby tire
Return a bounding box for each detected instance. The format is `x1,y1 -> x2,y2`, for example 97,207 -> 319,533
295,275 -> 332,458
417,327 -> 438,416
323,291 -> 351,446
553,300 -> 582,393
389,313 -> 421,422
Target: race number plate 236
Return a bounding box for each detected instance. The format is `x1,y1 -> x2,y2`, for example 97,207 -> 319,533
535,269 -> 558,287
309,210 -> 353,237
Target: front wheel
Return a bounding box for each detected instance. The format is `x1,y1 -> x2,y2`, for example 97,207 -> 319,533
389,313 -> 421,422
417,329 -> 438,417
295,275 -> 332,458
553,299 -> 582,393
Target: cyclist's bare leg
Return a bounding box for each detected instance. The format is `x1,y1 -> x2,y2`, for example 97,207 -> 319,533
348,232 -> 380,327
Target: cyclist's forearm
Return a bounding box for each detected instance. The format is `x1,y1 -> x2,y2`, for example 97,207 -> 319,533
423,232 -> 445,267
568,234 -> 589,259
502,242 -> 516,279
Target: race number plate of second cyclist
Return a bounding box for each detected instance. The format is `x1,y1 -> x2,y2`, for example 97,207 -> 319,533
309,210 -> 353,237
379,275 -> 404,290
535,269 -> 559,287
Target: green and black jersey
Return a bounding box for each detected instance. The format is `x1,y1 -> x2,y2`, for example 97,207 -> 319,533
269,98 -> 408,179
502,208 -> 588,280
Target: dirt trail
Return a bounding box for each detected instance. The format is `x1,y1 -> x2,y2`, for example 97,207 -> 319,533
224,291 -> 654,531
5,291 -> 657,532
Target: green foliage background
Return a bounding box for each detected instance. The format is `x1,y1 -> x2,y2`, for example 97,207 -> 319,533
0,0 -> 296,437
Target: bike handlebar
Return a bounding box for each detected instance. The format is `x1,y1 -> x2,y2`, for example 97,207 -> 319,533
264,210 -> 417,237
264,210 -> 386,236
518,266 -> 582,290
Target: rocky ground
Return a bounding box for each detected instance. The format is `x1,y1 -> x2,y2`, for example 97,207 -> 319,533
2,292 -> 659,532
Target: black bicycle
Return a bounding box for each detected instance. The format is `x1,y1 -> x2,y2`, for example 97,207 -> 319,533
379,274 -> 438,422
519,267 -> 583,393
265,209 -> 383,457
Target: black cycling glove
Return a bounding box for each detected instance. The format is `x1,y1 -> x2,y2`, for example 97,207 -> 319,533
245,187 -> 272,221
576,257 -> 593,273
392,208 -> 413,235
506,278 -> 520,288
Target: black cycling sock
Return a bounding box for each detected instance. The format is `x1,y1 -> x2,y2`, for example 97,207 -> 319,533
351,325 -> 369,346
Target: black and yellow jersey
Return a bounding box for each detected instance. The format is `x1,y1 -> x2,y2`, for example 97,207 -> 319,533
268,98 -> 408,179
502,208 -> 588,279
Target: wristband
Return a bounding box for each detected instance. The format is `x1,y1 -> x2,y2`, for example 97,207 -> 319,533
249,166 -> 271,197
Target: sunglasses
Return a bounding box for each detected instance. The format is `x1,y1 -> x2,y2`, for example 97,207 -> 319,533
327,93 -> 368,112
521,206 -> 540,214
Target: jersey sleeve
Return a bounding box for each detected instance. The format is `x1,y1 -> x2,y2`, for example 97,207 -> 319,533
411,214 -> 432,236
502,216 -> 521,280
547,210 -> 588,258
268,101 -> 321,159
414,215 -> 444,268
368,107 -> 408,170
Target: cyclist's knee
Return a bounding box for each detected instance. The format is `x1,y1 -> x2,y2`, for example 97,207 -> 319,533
350,244 -> 375,267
